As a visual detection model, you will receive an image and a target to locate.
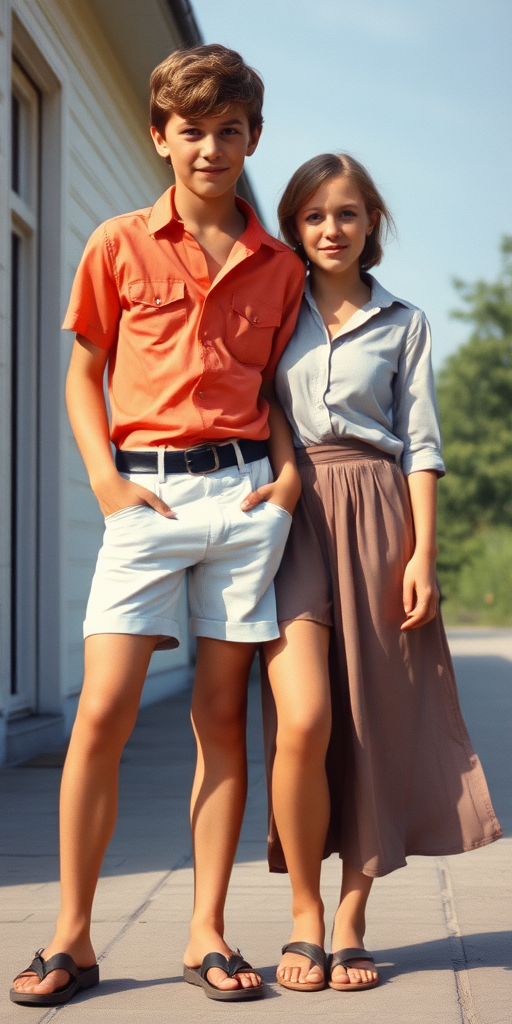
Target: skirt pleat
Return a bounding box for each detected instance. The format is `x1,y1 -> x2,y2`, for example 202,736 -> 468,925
263,440 -> 502,877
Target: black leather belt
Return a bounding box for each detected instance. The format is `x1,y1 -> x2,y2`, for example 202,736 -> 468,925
115,439 -> 268,476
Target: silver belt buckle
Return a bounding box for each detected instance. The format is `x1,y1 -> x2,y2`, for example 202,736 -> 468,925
184,444 -> 220,475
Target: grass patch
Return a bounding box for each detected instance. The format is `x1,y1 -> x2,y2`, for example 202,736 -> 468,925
441,527 -> 512,625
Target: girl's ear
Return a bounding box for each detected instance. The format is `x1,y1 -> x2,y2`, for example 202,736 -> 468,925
367,211 -> 378,235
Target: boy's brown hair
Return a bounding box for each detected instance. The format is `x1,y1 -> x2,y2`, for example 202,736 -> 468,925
150,44 -> 264,134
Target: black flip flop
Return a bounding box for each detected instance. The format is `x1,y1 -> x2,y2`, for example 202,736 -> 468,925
328,946 -> 379,991
277,941 -> 327,991
10,949 -> 99,1006
183,951 -> 264,1001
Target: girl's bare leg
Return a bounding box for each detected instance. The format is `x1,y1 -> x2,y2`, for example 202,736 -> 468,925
330,862 -> 378,986
184,637 -> 261,991
265,620 -> 331,986
12,633 -> 158,997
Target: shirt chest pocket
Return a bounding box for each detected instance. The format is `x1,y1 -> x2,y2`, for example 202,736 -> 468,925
226,294 -> 282,367
128,279 -> 187,341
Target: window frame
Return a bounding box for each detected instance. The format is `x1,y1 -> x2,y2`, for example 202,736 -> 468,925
8,58 -> 41,714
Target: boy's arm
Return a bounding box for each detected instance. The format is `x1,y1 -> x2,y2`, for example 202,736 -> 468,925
66,335 -> 173,518
240,379 -> 301,515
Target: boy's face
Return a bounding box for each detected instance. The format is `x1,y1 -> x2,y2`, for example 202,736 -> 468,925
150,105 -> 261,200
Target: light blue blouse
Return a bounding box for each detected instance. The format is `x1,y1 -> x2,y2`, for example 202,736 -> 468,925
275,273 -> 445,476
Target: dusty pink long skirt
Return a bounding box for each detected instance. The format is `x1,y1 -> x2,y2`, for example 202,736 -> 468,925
262,440 -> 502,877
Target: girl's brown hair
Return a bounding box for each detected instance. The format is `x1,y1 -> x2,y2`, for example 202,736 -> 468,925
278,153 -> 395,270
150,44 -> 264,135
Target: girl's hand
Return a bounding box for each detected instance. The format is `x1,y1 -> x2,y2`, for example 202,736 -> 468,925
401,551 -> 439,630
94,473 -> 174,519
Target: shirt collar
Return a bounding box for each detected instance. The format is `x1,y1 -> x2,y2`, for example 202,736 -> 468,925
304,272 -> 415,315
303,271 -> 418,341
148,185 -> 284,254
360,272 -> 416,312
147,187 -> 176,236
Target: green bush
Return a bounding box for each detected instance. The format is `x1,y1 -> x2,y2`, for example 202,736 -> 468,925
441,527 -> 512,625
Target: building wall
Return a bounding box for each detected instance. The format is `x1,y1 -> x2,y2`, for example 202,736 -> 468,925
0,0 -> 193,762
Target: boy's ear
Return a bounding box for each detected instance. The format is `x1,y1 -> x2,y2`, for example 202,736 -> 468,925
150,125 -> 170,160
246,125 -> 262,158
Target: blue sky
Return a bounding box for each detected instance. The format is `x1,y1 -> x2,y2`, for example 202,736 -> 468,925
191,0 -> 512,367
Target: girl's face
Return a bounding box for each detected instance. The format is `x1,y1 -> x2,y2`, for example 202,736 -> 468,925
295,175 -> 375,276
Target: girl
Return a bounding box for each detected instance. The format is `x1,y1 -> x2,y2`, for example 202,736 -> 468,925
254,154 -> 502,992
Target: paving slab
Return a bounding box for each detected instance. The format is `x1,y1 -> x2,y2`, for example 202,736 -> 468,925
1,634 -> 511,1023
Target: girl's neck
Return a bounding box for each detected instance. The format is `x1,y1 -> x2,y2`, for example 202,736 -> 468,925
309,264 -> 372,338
310,263 -> 369,309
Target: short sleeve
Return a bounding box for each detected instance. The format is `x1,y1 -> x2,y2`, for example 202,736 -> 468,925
62,223 -> 121,350
262,258 -> 305,379
393,310 -> 446,476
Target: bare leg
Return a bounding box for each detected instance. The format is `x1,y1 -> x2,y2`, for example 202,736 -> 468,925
265,620 -> 331,986
183,638 -> 260,991
330,862 -> 378,986
12,634 -> 158,996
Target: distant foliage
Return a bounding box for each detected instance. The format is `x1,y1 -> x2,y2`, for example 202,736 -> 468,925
442,528 -> 512,625
436,237 -> 512,620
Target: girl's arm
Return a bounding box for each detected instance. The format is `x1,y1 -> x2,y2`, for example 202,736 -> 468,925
401,469 -> 439,630
66,335 -> 172,518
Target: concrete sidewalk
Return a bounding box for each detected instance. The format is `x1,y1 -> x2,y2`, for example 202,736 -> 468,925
2,632 -> 511,1023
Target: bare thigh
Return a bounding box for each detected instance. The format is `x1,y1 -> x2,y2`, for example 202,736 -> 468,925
265,620 -> 331,744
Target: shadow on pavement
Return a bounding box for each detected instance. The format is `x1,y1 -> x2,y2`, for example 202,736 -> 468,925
452,656 -> 511,836
374,929 -> 512,981
1,654 -> 509,891
73,968 -> 282,999
34,930 -> 512,1004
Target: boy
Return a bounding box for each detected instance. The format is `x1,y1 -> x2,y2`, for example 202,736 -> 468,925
10,45 -> 304,1005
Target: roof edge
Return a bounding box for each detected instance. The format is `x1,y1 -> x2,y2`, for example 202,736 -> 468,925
165,0 -> 203,46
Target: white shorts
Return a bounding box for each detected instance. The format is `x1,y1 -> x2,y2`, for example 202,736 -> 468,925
84,456 -> 292,648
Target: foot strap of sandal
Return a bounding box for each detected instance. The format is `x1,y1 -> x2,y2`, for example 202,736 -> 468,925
281,942 -> 326,972
330,947 -> 375,970
201,952 -> 253,981
13,949 -> 80,985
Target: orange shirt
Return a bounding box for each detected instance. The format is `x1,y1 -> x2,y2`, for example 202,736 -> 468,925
63,187 -> 305,449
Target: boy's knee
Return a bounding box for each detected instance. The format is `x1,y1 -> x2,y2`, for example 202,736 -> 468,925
191,692 -> 246,743
75,696 -> 136,750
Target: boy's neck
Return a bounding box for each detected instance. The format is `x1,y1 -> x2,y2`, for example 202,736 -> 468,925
173,180 -> 246,241
173,180 -> 247,282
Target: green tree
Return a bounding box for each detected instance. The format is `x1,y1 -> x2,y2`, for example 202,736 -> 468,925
436,236 -> 512,599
